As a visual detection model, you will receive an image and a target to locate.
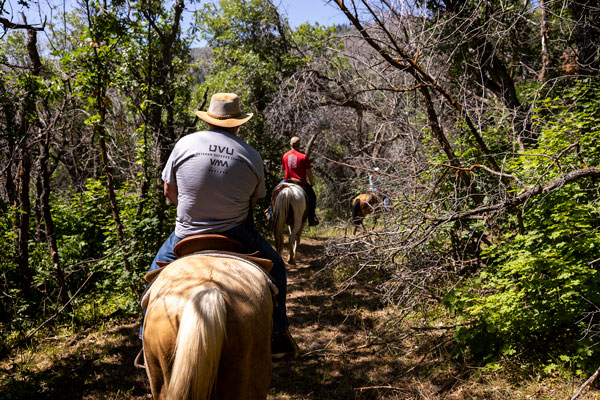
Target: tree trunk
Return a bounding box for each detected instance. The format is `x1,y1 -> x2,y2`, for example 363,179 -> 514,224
28,25 -> 70,303
478,40 -> 533,147
15,152 -> 32,295
141,0 -> 185,232
539,0 -> 550,82
96,113 -> 132,272
39,128 -> 70,305
93,56 -> 132,272
419,85 -> 471,188
12,24 -> 45,296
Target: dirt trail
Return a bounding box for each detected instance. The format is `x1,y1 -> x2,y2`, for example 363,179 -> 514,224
4,238 -> 376,400
3,237 -> 593,399
269,237 -> 391,399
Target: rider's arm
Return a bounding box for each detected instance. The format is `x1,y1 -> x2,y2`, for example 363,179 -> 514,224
164,182 -> 178,205
306,168 -> 315,186
251,197 -> 258,209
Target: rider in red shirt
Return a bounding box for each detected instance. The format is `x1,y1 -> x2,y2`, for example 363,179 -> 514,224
282,137 -> 319,226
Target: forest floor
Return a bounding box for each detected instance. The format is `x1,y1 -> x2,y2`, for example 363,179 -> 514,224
1,234 -> 599,399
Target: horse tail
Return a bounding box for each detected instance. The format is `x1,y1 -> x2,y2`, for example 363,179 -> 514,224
273,188 -> 291,253
167,285 -> 226,400
352,198 -> 362,225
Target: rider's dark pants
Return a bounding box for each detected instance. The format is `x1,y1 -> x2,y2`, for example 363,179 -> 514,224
304,184 -> 317,222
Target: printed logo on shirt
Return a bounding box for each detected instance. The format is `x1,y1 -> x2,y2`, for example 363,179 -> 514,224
209,144 -> 234,155
210,159 -> 229,167
206,143 -> 237,174
288,154 -> 298,169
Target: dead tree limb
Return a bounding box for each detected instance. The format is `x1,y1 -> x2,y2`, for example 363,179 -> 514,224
571,364 -> 600,400
427,167 -> 600,222
333,0 -> 503,176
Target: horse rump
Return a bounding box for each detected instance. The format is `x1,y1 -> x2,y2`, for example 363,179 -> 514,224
143,255 -> 273,400
168,285 -> 226,400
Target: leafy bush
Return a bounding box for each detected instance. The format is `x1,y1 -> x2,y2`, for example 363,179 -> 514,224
446,80 -> 600,367
450,182 -> 599,359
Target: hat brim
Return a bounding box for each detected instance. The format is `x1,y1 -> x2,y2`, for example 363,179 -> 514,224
194,110 -> 253,128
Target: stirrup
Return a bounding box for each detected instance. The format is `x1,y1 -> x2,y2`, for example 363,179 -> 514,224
272,329 -> 299,362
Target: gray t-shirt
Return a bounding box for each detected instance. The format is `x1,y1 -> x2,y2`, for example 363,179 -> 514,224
162,128 -> 266,237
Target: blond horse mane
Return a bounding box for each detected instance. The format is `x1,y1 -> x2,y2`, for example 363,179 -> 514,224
168,285 -> 226,400
143,255 -> 273,400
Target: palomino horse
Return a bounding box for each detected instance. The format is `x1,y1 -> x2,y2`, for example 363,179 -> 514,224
351,191 -> 383,234
143,253 -> 273,399
272,182 -> 308,265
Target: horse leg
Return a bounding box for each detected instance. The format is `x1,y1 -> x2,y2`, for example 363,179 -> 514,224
143,349 -> 168,399
353,216 -> 361,235
288,225 -> 296,265
143,304 -> 178,399
294,220 -> 306,260
288,211 -> 306,264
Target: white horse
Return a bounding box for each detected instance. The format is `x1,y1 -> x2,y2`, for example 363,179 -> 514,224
272,183 -> 308,265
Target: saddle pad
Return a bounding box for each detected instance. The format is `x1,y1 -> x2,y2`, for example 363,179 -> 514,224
145,250 -> 264,283
141,251 -> 277,309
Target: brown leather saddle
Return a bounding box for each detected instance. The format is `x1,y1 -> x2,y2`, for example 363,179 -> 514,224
144,234 -> 273,283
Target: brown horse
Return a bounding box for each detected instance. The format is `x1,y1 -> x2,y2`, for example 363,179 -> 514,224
143,253 -> 273,399
351,191 -> 382,234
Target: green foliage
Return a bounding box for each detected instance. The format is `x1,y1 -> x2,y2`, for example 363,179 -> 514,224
446,80 -> 600,367
451,181 -> 599,355
192,0 -> 324,223
0,205 -> 19,328
194,0 -> 298,115
0,0 -> 197,348
529,79 -> 600,168
52,178 -> 167,297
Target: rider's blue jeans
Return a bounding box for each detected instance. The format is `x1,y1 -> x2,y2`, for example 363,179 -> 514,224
139,223 -> 288,339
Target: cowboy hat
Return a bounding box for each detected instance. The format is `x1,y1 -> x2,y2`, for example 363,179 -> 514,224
194,93 -> 253,128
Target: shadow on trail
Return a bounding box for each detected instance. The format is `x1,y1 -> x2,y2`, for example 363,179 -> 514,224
1,323 -> 149,400
269,240 -> 421,399
3,239 -> 448,400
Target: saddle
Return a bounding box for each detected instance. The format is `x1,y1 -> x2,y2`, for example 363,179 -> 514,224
145,234 -> 273,282
270,179 -> 308,208
141,234 -> 275,308
366,190 -> 382,204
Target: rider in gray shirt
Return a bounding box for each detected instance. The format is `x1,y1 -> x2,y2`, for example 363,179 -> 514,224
141,93 -> 298,362
162,127 -> 265,236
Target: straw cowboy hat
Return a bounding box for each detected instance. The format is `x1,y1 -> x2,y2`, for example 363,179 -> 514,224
194,93 -> 253,128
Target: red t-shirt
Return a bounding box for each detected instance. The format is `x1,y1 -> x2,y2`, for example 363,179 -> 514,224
282,149 -> 311,184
